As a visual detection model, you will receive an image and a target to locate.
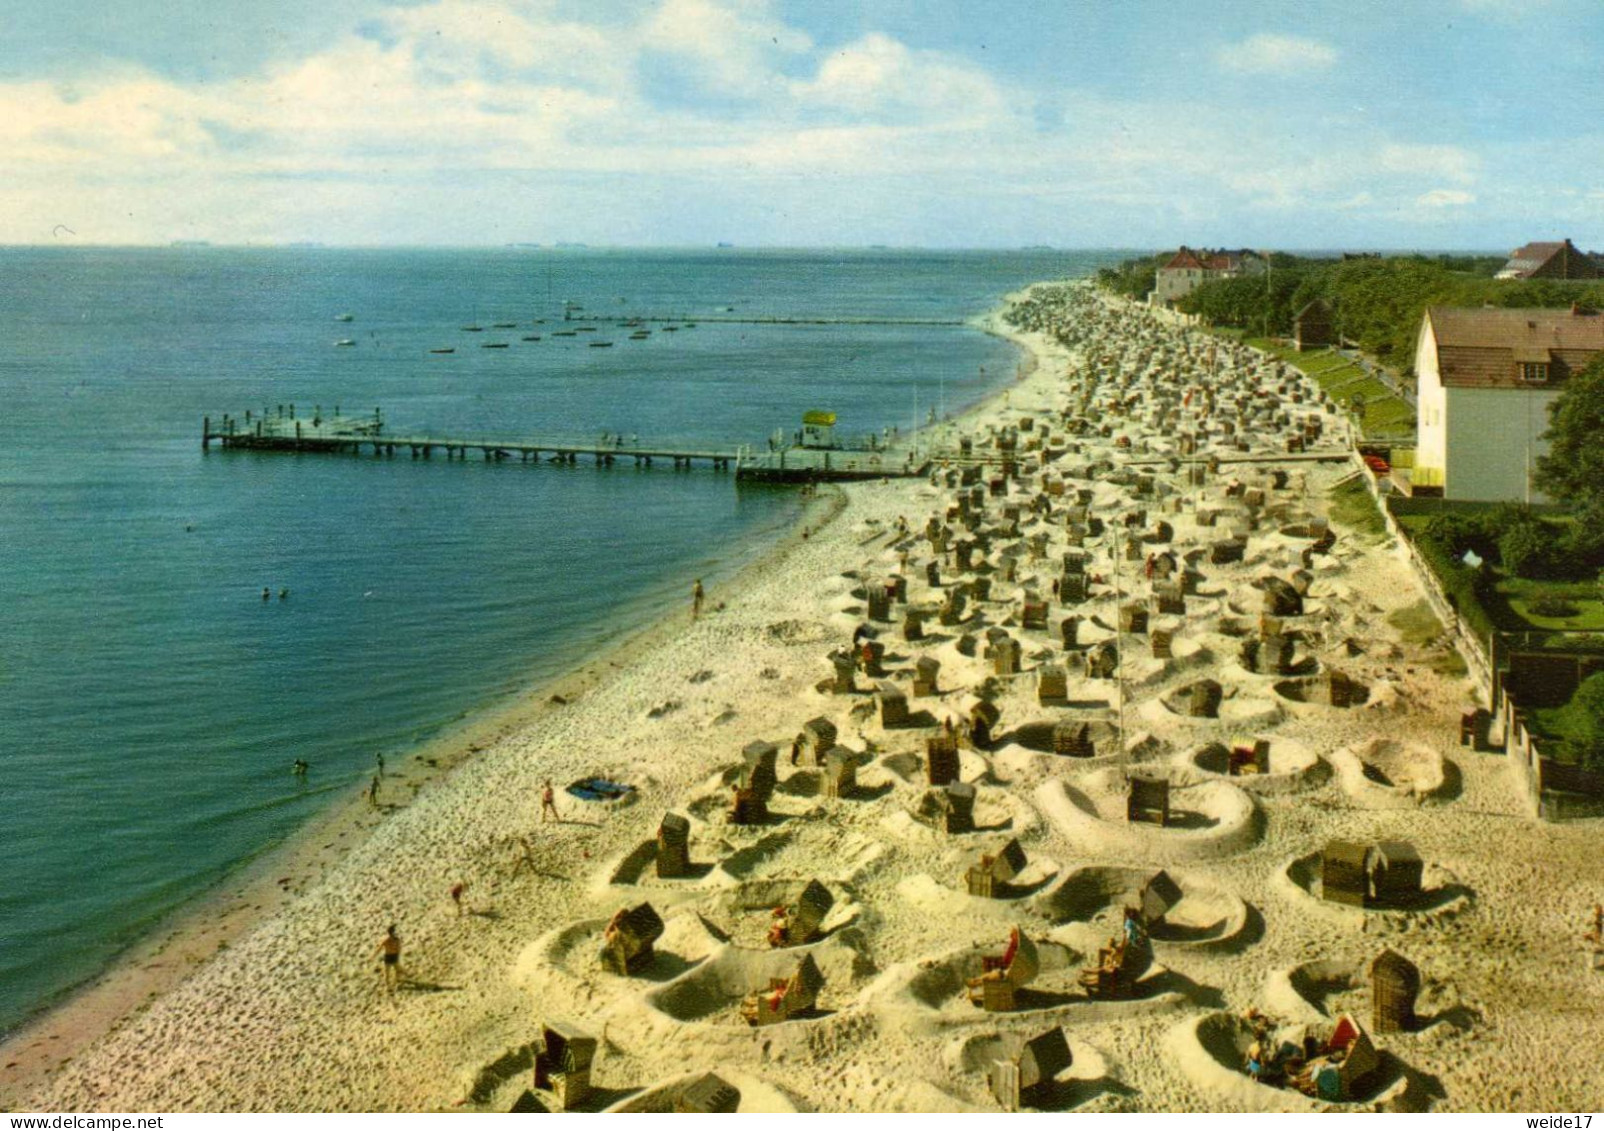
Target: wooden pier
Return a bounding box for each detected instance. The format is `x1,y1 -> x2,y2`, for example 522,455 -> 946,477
201,411 -> 927,483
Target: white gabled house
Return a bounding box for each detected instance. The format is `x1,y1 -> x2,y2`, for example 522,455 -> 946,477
1412,305 -> 1604,501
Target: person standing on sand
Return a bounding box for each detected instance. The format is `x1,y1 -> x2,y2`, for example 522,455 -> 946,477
541,780 -> 559,822
692,579 -> 704,620
451,882 -> 467,916
375,751 -> 385,777
376,925 -> 402,991
367,775 -> 380,808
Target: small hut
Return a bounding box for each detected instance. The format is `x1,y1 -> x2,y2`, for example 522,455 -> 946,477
1262,577 -> 1303,617
942,781 -> 976,833
656,812 -> 692,878
913,656 -> 940,697
1086,642 -> 1118,679
822,746 -> 857,799
732,741 -> 777,825
903,607 -> 925,641
1328,669 -> 1361,708
800,718 -> 837,766
676,1073 -> 741,1113
1037,665 -> 1068,705
989,1028 -> 1072,1112
1021,599 -> 1049,631
1139,870 -> 1184,927
877,680 -> 910,728
598,902 -> 665,976
1127,776 -> 1170,826
1153,584 -> 1186,616
1059,572 -> 1087,604
1053,721 -> 1095,758
940,587 -> 969,627
740,741 -> 778,800
828,650 -> 856,694
926,733 -> 959,786
991,636 -> 1021,677
1293,298 -> 1333,352
532,1020 -> 597,1111
740,953 -> 824,1026
969,700 -> 1001,749
772,880 -> 834,947
1059,615 -> 1081,649
1319,840 -> 1371,907
866,586 -> 891,622
1229,739 -> 1271,776
1370,949 -> 1421,1033
1150,628 -> 1174,659
1185,679 -> 1222,718
1302,1015 -> 1380,1102
966,927 -> 1040,1012
966,838 -> 1028,898
1372,840 -> 1423,906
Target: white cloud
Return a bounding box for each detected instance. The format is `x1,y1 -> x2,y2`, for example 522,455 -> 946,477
790,33 -> 1008,127
1416,188 -> 1475,207
1376,143 -> 1479,185
1214,34 -> 1337,76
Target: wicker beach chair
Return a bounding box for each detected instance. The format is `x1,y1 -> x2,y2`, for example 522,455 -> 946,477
966,927 -> 1040,1012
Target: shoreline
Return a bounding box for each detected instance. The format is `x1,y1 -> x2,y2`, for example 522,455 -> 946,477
20,279 -> 1600,1112
0,290 -> 1043,1108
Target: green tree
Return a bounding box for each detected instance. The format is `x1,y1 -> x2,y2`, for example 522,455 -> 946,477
1556,671 -> 1604,772
1534,354 -> 1604,542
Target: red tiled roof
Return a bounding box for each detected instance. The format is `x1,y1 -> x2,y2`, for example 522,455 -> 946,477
1427,306 -> 1604,389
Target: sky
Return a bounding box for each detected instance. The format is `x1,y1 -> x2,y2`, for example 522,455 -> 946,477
3,0 -> 1602,249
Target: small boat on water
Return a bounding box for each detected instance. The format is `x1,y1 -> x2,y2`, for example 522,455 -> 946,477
589,340 -> 613,348
462,325 -> 484,332
481,342 -> 509,349
662,325 -> 679,332
493,322 -> 517,328
334,313 -> 354,322
334,338 -> 356,347
552,330 -> 578,337
684,322 -> 697,328
429,347 -> 455,354
522,335 -> 542,342
629,331 -> 650,340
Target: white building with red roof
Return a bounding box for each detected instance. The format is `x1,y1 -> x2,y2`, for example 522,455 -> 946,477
1149,246 -> 1265,306
1412,305 -> 1604,500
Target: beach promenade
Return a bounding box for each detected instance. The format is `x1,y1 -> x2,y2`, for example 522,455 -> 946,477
8,284 -> 1603,1113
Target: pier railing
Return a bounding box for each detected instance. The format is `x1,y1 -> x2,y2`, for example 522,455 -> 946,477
202,413 -> 928,483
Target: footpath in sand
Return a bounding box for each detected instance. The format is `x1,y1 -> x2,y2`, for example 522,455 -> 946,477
13,284 -> 1604,1113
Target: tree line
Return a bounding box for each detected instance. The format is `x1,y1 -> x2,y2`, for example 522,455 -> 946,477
1097,251 -> 1604,373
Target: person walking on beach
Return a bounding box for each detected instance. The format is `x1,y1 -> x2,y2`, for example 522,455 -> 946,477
450,881 -> 467,916
376,925 -> 402,991
541,780 -> 559,823
375,751 -> 385,777
367,774 -> 381,809
691,579 -> 705,621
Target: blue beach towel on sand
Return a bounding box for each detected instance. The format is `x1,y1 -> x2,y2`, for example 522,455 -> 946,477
566,777 -> 634,802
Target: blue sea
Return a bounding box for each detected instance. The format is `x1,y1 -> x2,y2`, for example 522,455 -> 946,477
0,247 -> 1120,1036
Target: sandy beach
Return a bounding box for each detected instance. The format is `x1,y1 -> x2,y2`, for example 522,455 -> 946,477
8,282 -> 1603,1114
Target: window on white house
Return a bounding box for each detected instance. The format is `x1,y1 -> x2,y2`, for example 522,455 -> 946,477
1521,362 -> 1549,383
